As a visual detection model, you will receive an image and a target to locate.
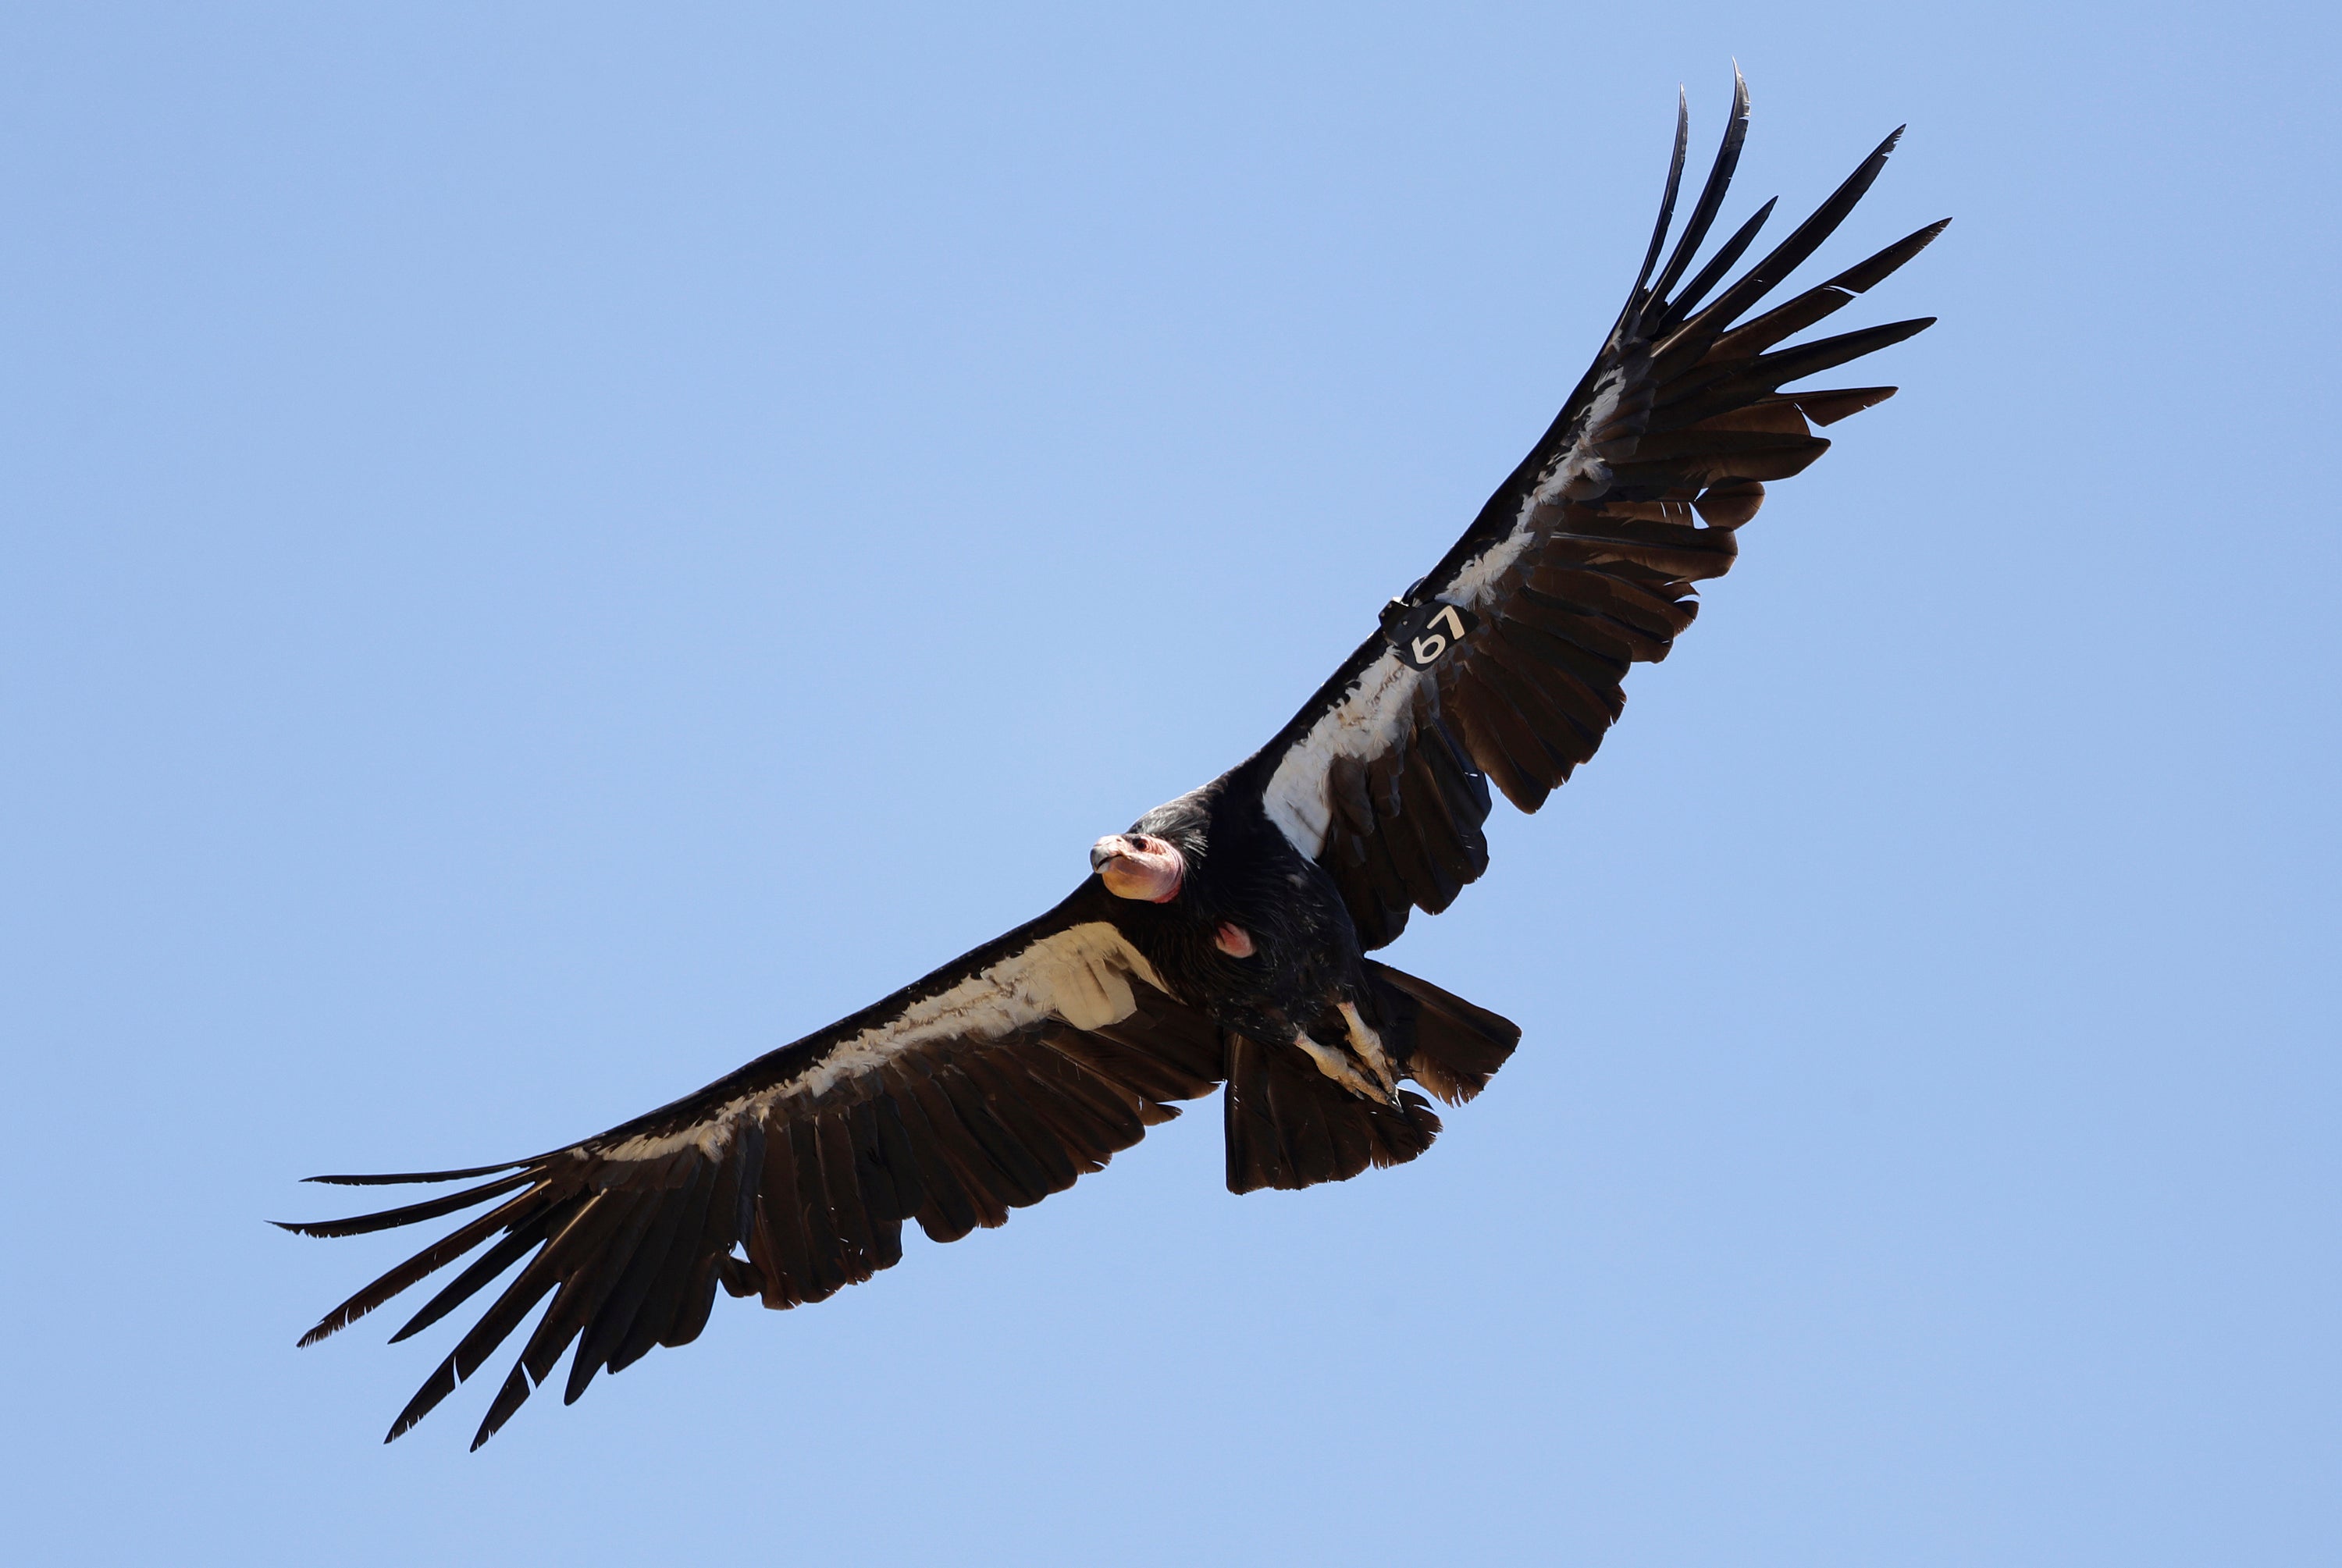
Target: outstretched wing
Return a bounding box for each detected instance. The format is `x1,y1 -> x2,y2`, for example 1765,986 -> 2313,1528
280,882 -> 1221,1449
1248,74 -> 1945,948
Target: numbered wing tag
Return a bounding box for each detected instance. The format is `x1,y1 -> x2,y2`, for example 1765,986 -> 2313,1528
1380,599 -> 1479,670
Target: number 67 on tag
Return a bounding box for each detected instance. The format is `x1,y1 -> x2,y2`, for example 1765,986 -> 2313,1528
1379,598 -> 1479,670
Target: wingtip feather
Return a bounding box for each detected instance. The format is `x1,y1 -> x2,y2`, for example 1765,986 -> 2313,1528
304,1160 -> 525,1187
273,1172 -> 535,1239
383,1356 -> 460,1444
1642,68 -> 1760,315
1629,89 -> 1694,305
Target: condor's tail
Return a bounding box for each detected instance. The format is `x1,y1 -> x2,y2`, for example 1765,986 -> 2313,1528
1222,963 -> 1522,1193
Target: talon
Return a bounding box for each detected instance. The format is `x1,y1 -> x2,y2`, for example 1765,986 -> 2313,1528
1291,1030 -> 1380,1100
1337,1001 -> 1399,1100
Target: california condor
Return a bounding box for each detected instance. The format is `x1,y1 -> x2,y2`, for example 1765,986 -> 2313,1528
284,74 -> 1943,1448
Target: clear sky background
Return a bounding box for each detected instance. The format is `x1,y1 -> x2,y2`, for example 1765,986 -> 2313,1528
3,4 -> 2336,1564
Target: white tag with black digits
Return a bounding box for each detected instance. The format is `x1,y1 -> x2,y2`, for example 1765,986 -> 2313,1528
1382,599 -> 1479,670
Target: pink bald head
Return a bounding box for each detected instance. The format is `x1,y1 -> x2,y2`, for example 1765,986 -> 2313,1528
1091,833 -> 1184,902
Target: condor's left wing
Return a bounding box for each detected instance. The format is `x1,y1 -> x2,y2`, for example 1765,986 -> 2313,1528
281,882 -> 1221,1449
1243,75 -> 1944,948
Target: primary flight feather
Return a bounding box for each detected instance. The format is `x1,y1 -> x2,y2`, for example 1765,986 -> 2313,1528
283,74 -> 1944,1448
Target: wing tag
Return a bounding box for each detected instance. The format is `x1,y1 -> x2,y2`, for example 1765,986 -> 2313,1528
1380,599 -> 1479,670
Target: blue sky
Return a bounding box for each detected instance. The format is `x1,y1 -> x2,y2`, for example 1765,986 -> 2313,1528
3,3 -> 2336,1563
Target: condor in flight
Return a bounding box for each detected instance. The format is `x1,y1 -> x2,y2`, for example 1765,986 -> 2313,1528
285,76 -> 1942,1448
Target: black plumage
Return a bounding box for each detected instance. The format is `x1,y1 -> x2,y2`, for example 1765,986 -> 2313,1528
283,73 -> 1942,1445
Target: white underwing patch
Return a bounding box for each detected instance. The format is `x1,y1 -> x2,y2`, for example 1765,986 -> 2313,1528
1260,649 -> 1418,858
599,923 -> 1167,1163
1448,361 -> 1626,607
1259,363 -> 1625,861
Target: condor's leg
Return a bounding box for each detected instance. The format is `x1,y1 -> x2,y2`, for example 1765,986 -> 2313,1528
1335,1001 -> 1399,1100
1290,1028 -> 1390,1105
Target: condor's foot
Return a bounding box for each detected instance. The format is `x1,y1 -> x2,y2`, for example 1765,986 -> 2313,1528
1337,1001 -> 1400,1100
1292,1026 -> 1394,1106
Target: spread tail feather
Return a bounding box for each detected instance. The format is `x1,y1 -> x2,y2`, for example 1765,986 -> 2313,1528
1365,961 -> 1522,1106
1219,967 -> 1519,1194
1223,1032 -> 1440,1195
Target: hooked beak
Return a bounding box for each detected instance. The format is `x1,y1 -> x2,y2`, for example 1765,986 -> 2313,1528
1091,834 -> 1183,902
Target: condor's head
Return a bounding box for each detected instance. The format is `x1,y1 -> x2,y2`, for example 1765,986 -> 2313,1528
1089,833 -> 1185,902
